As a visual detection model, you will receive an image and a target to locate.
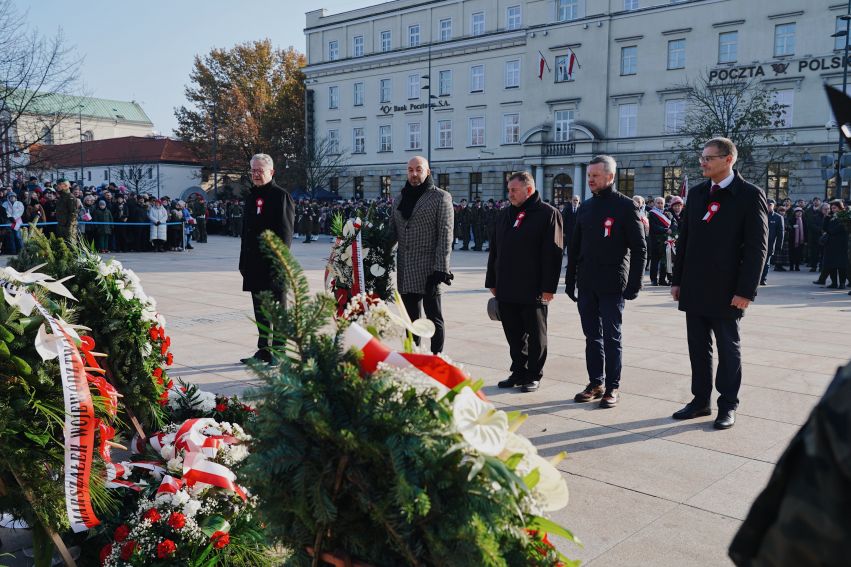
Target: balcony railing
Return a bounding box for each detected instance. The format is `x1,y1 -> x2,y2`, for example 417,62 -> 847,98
544,142 -> 576,156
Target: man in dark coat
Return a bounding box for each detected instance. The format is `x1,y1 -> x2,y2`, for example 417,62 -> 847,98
239,153 -> 295,364
647,196 -> 673,285
486,171 -> 563,393
762,199 -> 785,285
458,199 -> 471,250
804,197 -> 824,271
560,194 -> 580,256
671,137 -> 768,430
565,155 -> 646,409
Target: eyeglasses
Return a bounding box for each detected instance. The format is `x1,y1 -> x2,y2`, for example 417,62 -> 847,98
698,154 -> 728,163
249,169 -> 270,174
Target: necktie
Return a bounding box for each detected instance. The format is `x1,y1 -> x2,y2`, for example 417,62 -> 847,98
710,184 -> 720,195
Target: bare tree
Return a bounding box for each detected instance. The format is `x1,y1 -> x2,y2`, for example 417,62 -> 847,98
106,164 -> 160,195
0,0 -> 82,182
304,135 -> 350,197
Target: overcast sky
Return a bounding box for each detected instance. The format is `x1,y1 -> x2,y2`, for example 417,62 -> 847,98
26,0 -> 375,136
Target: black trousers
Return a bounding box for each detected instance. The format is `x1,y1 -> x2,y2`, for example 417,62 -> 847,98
498,301 -> 548,382
649,237 -> 667,283
251,289 -> 286,355
577,289 -> 624,389
401,290 -> 445,354
685,313 -> 742,411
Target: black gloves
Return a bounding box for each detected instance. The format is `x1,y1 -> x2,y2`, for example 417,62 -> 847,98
623,287 -> 639,301
427,271 -> 454,287
564,279 -> 577,302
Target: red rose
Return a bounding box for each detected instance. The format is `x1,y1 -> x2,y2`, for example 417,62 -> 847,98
99,543 -> 113,565
215,403 -> 227,412
166,352 -> 174,366
113,524 -> 130,542
165,380 -> 174,390
158,390 -> 169,406
164,336 -> 171,349
149,327 -> 158,341
161,342 -> 168,355
167,512 -> 186,530
210,530 -> 230,549
158,327 -> 166,340
153,367 -> 163,378
119,540 -> 137,561
156,539 -> 177,558
142,508 -> 161,523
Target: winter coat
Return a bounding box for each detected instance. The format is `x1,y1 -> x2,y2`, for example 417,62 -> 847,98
148,205 -> 168,241
91,207 -> 113,234
767,212 -> 785,256
55,190 -> 79,238
821,216 -> 849,271
239,181 -> 295,292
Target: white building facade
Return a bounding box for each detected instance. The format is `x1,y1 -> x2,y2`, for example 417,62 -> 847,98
304,0 -> 849,205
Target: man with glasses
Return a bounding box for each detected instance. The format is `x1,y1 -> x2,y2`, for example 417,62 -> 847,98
671,137 -> 768,430
239,153 -> 295,364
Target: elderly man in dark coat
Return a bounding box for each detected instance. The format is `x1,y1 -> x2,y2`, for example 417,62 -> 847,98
389,156 -> 454,354
239,153 -> 295,364
671,137 -> 768,430
486,171 -> 563,393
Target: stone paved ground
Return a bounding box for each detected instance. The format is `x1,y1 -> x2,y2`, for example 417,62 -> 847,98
2,234 -> 849,565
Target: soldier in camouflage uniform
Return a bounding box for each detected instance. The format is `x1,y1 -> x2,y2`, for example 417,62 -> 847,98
231,200 -> 244,237
54,178 -> 80,240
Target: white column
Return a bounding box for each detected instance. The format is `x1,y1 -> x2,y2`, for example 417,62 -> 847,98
535,164 -> 545,200
574,164 -> 585,200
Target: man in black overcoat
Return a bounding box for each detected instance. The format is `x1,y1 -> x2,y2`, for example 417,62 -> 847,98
671,137 -> 768,429
560,194 -> 580,256
762,199 -> 785,285
486,171 -> 563,392
239,153 -> 295,364
565,155 -> 646,409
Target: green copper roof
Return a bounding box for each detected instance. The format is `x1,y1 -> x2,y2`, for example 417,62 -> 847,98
18,93 -> 153,124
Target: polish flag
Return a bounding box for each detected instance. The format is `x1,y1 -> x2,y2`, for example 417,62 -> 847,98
537,51 -> 550,80
679,173 -> 688,199
565,48 -> 581,80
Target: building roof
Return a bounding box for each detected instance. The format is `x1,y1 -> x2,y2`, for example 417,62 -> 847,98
19,92 -> 153,124
33,136 -> 203,168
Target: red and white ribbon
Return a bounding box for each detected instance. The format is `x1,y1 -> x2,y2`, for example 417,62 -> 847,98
351,218 -> 365,296
513,211 -> 526,229
702,202 -> 720,222
343,323 -> 485,399
649,209 -> 671,228
182,452 -> 247,501
157,475 -> 184,495
665,238 -> 676,275
603,217 -> 614,237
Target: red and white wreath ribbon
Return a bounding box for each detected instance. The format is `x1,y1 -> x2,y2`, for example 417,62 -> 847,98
603,217 -> 614,237
665,238 -> 676,275
351,218 -> 365,296
182,451 -> 247,501
702,202 -> 720,222
343,322 -> 485,400
650,209 -> 671,228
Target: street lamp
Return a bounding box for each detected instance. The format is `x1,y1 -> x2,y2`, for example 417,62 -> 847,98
420,42 -> 438,164
78,104 -> 85,185
830,8 -> 851,199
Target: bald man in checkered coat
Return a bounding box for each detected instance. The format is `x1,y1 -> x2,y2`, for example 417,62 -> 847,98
389,156 -> 454,354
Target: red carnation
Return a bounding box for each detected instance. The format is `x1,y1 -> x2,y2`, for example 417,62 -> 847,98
149,327 -> 158,341
158,327 -> 166,340
119,540 -> 137,561
113,524 -> 130,542
210,530 -> 230,549
167,512 -> 186,530
99,543 -> 112,565
166,352 -> 174,366
164,336 -> 171,349
166,379 -> 174,390
158,390 -> 169,406
142,508 -> 161,523
161,342 -> 168,355
156,539 -> 177,558
215,403 -> 227,412
242,403 -> 256,413
153,367 -> 163,378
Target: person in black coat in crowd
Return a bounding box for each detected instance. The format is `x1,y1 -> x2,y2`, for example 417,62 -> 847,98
560,194 -> 581,256
486,171 -> 563,393
820,199 -> 849,289
786,207 -> 807,271
565,155 -> 646,409
239,153 -> 295,364
762,199 -> 784,285
647,196 -> 672,285
671,137 -> 768,430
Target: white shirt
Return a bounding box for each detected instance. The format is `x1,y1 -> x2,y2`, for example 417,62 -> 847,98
713,171 -> 735,189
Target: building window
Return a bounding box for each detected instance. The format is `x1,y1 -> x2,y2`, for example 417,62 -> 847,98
328,40 -> 339,61
408,24 -> 420,47
147,168 -> 152,180
379,125 -> 392,152
555,55 -> 576,82
103,169 -> 108,180
353,176 -> 364,199
664,99 -> 686,133
836,17 -> 849,51
469,117 -> 485,146
329,176 -> 339,194
766,163 -> 790,202
772,89 -> 794,127
82,130 -> 94,142
470,64 -> 484,92
469,172 -> 483,200
438,70 -> 452,96
327,129 -> 340,154
507,5 -> 521,30
438,120 -> 452,148
437,173 -> 450,192
380,30 -> 391,52
617,168 -> 635,197
504,59 -> 520,88
718,31 -> 738,63
380,175 -> 392,198
328,86 -> 339,109
407,122 -> 422,150
552,173 -> 573,207
353,35 -> 364,57
667,39 -> 685,70
554,109 -> 574,142
471,11 -> 485,36
662,166 -> 683,196
353,127 -> 365,154
774,23 -> 795,57
624,0 -> 639,10
503,114 -> 520,144
621,46 -> 637,75
41,126 -> 53,145
407,74 -> 420,100
353,82 -> 364,106
618,103 -> 638,137
440,18 -> 452,41
380,78 -> 391,103
557,0 -> 579,22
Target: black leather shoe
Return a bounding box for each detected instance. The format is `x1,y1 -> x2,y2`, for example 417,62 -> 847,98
520,380 -> 540,393
714,409 -> 736,430
497,375 -> 524,388
672,402 -> 711,420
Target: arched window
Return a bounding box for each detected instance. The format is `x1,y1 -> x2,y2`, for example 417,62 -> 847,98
82,130 -> 94,142
552,173 -> 573,207
41,126 -> 54,145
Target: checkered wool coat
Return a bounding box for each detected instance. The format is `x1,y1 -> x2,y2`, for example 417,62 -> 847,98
389,185 -> 454,294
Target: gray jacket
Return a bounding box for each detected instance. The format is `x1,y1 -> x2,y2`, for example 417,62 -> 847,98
389,186 -> 454,294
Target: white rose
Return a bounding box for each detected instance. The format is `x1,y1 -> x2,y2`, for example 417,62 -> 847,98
160,445 -> 175,461
228,445 -> 250,463
166,457 -> 183,473
182,499 -> 202,518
